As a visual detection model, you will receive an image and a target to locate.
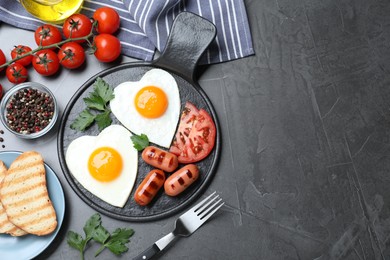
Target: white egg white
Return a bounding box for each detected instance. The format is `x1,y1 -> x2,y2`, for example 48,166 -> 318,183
110,68 -> 180,148
65,125 -> 138,208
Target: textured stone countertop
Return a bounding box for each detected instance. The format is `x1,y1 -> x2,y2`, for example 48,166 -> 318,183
1,0 -> 390,259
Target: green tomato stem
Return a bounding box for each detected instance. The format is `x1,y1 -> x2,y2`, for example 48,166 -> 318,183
0,20 -> 98,70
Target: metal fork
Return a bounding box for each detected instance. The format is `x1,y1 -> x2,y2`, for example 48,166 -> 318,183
133,192 -> 224,260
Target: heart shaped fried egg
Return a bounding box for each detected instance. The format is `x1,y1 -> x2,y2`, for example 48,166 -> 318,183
65,125 -> 138,207
110,68 -> 180,148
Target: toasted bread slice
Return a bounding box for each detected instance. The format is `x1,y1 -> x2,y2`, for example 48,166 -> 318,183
0,151 -> 57,236
0,160 -> 27,236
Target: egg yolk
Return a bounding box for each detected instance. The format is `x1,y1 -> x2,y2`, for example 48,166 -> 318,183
88,147 -> 123,182
134,86 -> 168,118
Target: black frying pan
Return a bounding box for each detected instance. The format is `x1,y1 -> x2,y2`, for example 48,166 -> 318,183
57,12 -> 221,221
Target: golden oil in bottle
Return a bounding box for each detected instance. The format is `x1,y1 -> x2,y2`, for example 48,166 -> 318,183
20,0 -> 84,24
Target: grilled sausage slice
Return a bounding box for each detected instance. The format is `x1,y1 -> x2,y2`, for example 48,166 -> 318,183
134,169 -> 166,206
164,164 -> 199,196
142,146 -> 179,172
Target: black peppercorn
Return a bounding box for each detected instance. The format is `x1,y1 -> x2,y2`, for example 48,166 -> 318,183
6,88 -> 55,135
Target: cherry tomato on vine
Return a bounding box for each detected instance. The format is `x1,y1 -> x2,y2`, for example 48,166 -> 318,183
63,14 -> 92,43
93,7 -> 120,34
93,34 -> 121,62
0,49 -> 6,72
34,24 -> 62,49
6,63 -> 28,84
58,42 -> 85,69
32,50 -> 60,76
11,45 -> 33,67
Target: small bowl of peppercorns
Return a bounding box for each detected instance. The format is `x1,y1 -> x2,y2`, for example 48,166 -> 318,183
0,82 -> 58,139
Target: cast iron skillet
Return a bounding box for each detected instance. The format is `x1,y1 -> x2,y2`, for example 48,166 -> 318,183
58,12 -> 221,221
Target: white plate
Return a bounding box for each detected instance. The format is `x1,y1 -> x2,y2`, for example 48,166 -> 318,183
0,151 -> 65,260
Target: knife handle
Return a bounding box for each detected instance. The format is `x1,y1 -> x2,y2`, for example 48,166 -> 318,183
133,244 -> 160,260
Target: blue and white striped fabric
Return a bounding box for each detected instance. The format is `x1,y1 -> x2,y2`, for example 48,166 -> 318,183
0,0 -> 254,64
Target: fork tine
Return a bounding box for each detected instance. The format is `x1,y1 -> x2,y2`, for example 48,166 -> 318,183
194,192 -> 219,214
196,195 -> 220,217
184,191 -> 216,215
199,199 -> 224,222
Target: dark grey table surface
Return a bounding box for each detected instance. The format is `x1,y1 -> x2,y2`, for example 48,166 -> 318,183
1,0 -> 390,259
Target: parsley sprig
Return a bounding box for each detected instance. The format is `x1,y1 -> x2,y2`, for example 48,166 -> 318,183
67,213 -> 134,260
70,78 -> 114,131
130,133 -> 149,151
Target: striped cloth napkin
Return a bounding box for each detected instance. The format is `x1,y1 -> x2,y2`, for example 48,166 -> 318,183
0,0 -> 254,64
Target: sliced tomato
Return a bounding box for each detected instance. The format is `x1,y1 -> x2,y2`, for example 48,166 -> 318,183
169,101 -> 216,163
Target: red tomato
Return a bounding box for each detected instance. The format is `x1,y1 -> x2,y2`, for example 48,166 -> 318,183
93,34 -> 121,62
63,14 -> 92,43
11,45 -> 33,67
6,63 -> 28,84
93,7 -> 120,34
32,50 -> 60,76
169,102 -> 217,163
0,84 -> 3,100
0,49 -> 6,72
58,42 -> 85,69
34,24 -> 62,48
